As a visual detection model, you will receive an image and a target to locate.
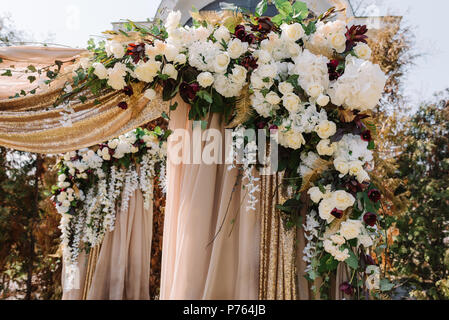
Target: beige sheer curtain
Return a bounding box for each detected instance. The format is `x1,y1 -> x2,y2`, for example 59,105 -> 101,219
160,97 -> 260,300
62,188 -> 153,300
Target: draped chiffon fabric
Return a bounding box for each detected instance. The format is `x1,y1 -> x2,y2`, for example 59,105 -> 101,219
62,189 -> 153,300
160,97 -> 260,300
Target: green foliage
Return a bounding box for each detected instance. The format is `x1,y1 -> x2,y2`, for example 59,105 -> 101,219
390,90 -> 449,299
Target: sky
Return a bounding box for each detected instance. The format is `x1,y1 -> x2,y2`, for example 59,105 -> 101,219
1,0 -> 448,106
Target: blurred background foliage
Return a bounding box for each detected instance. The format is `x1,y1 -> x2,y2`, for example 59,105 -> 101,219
0,3 -> 448,299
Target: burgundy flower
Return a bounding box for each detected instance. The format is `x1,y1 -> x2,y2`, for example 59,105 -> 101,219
363,212 -> 377,227
240,55 -> 258,71
328,59 -> 343,80
361,130 -> 372,142
345,25 -> 368,52
339,282 -> 354,295
244,33 -> 256,45
363,254 -> 376,266
234,25 -> 246,40
118,101 -> 128,110
257,121 -> 266,129
331,208 -> 344,219
123,85 -> 133,97
344,179 -> 364,195
179,81 -> 200,102
251,17 -> 275,34
126,43 -> 147,64
368,189 -> 381,202
269,124 -> 278,130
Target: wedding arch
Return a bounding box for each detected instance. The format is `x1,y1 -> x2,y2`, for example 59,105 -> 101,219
0,0 -> 391,299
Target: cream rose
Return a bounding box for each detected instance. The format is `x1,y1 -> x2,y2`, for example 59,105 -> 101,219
135,60 -> 162,82
230,65 -> 247,84
308,186 -> 324,203
214,52 -> 231,73
284,131 -> 305,149
92,62 -> 108,80
162,63 -> 178,80
332,190 -> 355,211
213,25 -> 231,43
334,157 -> 349,175
340,219 -> 362,240
278,81 -> 294,95
330,234 -> 346,246
164,44 -> 179,62
257,49 -> 272,64
349,160 -> 364,176
265,91 -> 281,105
333,248 -> 350,262
315,120 -> 337,139
227,38 -> 248,59
197,72 -> 214,88
316,139 -> 335,156
356,170 -> 370,183
354,43 -> 372,60
280,23 -> 305,42
174,53 -> 187,65
318,198 -> 335,223
316,94 -> 330,106
282,92 -> 301,113
307,82 -> 323,98
330,32 -> 346,50
106,41 -> 125,59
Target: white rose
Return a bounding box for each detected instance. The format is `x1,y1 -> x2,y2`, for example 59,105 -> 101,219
280,23 -> 305,42
282,92 -> 301,113
230,65 -> 247,84
349,160 -> 364,176
316,94 -> 330,106
135,60 -> 162,82
287,42 -> 302,56
131,146 -> 139,153
162,63 -> 178,80
108,139 -> 119,149
332,190 -> 355,210
265,91 -> 281,105
354,43 -> 372,60
330,32 -> 346,50
330,234 -> 346,246
334,157 -> 349,175
164,44 -> 179,62
316,139 -> 335,156
308,186 -> 324,203
358,234 -> 373,247
315,120 -> 337,139
165,10 -> 181,32
257,49 -> 272,64
107,63 -> 127,90
284,131 -> 305,149
307,83 -> 323,98
318,198 -> 335,223
227,38 -> 248,59
92,62 -> 108,79
80,57 -> 91,70
106,41 -> 125,59
340,219 -> 362,240
197,72 -> 214,87
58,174 -> 67,182
214,52 -> 230,73
356,170 -> 370,183
278,81 -> 294,95
144,88 -> 157,100
174,53 -> 187,65
213,25 -> 231,43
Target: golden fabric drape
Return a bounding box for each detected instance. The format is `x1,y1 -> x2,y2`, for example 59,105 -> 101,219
0,46 -> 169,153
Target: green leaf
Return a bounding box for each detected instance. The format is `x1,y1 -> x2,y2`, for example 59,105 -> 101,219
302,21 -> 316,35
380,279 -> 395,292
170,101 -> 178,111
27,65 -> 37,73
344,248 -> 359,269
292,1 -> 309,20
201,120 -> 208,130
368,140 -> 375,150
274,0 -> 292,17
318,253 -> 339,273
0,58 -> 3,63
197,90 -> 213,103
1,70 -> 12,76
255,0 -> 268,17
27,75 -> 36,83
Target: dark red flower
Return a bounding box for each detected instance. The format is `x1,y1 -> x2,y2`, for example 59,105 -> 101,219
328,59 -> 343,80
331,208 -> 344,219
244,33 -> 256,45
368,189 -> 381,202
345,25 -> 368,52
363,254 -> 376,265
118,101 -> 128,110
234,25 -> 246,40
363,212 -> 377,226
126,42 -> 147,64
269,124 -> 278,130
179,81 -> 200,102
257,121 -> 266,129
361,130 -> 372,142
251,17 -> 275,34
123,85 -> 134,96
339,282 -> 354,295
240,55 -> 258,71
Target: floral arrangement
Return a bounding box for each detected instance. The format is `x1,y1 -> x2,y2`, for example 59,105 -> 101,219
36,0 -> 390,299
52,127 -> 167,267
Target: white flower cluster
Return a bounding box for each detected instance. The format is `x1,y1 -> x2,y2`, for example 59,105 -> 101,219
55,129 -> 167,264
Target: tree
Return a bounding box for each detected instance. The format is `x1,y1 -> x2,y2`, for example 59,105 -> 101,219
389,91 -> 449,299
